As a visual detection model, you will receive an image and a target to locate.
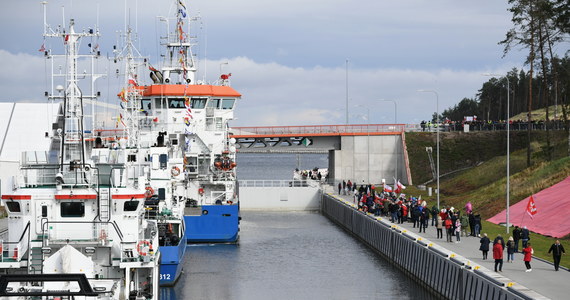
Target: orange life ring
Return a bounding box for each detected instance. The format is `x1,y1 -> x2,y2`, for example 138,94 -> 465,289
171,166 -> 181,177
145,187 -> 154,199
137,240 -> 152,256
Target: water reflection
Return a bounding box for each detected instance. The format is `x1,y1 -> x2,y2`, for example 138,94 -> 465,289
162,211 -> 440,300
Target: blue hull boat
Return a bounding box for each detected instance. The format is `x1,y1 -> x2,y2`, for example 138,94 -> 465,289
184,205 -> 239,243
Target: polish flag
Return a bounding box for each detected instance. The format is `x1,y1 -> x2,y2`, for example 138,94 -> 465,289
397,180 -> 406,191
526,195 -> 537,218
128,75 -> 138,86
383,184 -> 393,193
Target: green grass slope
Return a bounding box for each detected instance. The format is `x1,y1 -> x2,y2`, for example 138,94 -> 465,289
405,130 -> 570,267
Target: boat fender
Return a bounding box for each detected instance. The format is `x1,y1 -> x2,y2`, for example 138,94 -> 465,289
136,240 -> 151,256
171,166 -> 181,177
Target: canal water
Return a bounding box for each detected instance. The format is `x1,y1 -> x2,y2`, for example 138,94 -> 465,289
160,153 -> 437,299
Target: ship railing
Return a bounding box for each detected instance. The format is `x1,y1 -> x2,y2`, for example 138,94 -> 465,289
18,163 -> 99,188
203,191 -> 233,205
120,238 -> 157,263
1,221 -> 31,263
239,180 -> 321,188
143,203 -> 182,221
41,220 -> 124,246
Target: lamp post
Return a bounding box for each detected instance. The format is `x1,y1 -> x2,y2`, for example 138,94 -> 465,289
418,90 -> 439,210
483,73 -> 510,234
379,99 -> 398,182
355,104 -> 370,184
346,59 -> 349,125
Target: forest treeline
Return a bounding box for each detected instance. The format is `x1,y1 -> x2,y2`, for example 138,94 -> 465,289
441,0 -> 569,124
438,0 -> 569,166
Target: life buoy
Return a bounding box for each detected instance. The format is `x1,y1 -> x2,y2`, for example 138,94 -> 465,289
171,166 -> 181,177
144,187 -> 154,199
215,158 -> 236,171
198,187 -> 205,195
137,240 -> 152,256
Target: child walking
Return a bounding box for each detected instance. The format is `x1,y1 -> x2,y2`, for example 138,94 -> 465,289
522,242 -> 534,272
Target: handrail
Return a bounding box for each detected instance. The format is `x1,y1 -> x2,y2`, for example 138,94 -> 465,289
230,124 -> 405,137
41,220 -> 124,243
1,221 -> 32,246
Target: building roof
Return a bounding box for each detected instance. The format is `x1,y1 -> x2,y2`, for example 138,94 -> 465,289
0,102 -> 60,161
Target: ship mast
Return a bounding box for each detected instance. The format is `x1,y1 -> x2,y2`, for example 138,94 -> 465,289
115,27 -> 145,148
42,4 -> 102,176
159,0 -> 197,85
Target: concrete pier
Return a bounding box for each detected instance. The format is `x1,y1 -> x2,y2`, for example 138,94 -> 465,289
321,191 -> 567,300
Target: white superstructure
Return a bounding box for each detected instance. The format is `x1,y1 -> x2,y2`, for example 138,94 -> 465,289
0,8 -> 160,299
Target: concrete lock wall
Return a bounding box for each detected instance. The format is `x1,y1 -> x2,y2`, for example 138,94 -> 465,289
332,135 -> 407,185
321,194 -> 531,300
239,186 -> 321,211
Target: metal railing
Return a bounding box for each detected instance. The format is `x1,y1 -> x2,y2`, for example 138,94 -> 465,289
239,179 -> 321,188
231,124 -> 406,137
1,221 -> 31,262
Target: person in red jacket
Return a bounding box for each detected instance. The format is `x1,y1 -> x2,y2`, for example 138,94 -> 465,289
523,242 -> 534,272
493,241 -> 504,272
444,217 -> 453,242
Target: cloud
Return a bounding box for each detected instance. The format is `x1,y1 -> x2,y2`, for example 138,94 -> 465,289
0,48 -> 526,127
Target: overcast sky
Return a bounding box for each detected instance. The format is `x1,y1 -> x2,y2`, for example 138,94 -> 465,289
1,0 -> 566,126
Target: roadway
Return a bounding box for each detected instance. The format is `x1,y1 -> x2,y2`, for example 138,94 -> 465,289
327,188 -> 569,300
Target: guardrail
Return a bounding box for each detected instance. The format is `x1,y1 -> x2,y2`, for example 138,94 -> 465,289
321,194 -> 547,300
238,179 -> 321,188
231,124 -> 406,137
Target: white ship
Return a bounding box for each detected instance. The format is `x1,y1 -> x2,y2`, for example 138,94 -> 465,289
0,6 -> 160,299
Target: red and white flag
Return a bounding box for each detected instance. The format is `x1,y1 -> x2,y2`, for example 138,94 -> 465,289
128,74 -> 138,86
395,180 -> 406,193
526,195 -> 537,218
383,184 -> 393,193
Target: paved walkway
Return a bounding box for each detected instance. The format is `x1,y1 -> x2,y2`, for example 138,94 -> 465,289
328,189 -> 569,300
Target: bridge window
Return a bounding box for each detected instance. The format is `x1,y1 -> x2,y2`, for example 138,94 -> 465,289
61,202 -> 85,218
168,99 -> 185,109
191,98 -> 207,109
141,99 -> 151,111
206,117 -> 223,131
154,98 -> 165,109
207,99 -> 220,109
221,99 -> 235,110
5,201 -> 21,212
123,200 -> 140,212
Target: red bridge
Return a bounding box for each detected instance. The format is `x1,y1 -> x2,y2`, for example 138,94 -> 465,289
230,124 -> 412,138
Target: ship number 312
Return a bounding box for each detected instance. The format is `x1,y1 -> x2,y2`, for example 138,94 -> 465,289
160,274 -> 171,280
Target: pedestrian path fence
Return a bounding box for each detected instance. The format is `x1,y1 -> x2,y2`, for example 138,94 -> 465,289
321,194 -> 546,300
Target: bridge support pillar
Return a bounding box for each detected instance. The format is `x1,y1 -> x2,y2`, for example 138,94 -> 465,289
329,135 -> 408,186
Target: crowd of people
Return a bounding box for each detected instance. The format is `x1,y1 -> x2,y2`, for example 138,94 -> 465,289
337,182 -> 483,244
419,119 -> 567,132
335,182 -> 566,273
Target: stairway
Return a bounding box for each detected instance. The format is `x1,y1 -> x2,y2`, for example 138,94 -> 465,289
28,240 -> 43,274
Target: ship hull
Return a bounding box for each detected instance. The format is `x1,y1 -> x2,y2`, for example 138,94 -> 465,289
159,231 -> 187,286
184,205 -> 239,243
